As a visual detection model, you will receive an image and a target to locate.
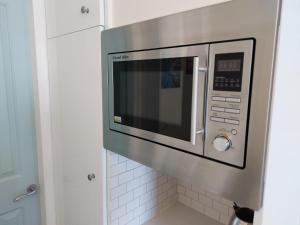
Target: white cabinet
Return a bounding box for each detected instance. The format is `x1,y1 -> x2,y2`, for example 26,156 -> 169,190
47,27 -> 104,225
45,0 -> 104,38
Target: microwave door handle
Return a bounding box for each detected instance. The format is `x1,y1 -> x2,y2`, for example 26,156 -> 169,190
190,57 -> 199,145
191,57 -> 207,145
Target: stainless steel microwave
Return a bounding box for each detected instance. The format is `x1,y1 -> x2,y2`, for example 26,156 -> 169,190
102,0 -> 280,210
108,40 -> 253,168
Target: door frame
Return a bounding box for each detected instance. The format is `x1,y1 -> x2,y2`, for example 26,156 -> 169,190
28,0 -> 57,225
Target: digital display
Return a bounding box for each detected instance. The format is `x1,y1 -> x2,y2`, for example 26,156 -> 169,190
213,52 -> 244,92
217,59 -> 241,72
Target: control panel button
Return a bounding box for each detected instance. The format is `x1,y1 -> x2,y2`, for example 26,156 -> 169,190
213,135 -> 232,152
225,119 -> 239,125
226,97 -> 241,103
231,129 -> 238,135
225,108 -> 240,114
212,107 -> 225,112
211,117 -> 225,123
212,96 -> 226,102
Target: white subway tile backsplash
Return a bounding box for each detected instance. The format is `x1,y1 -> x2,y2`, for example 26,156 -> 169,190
134,204 -> 147,217
126,160 -> 141,170
140,172 -> 155,185
204,207 -> 220,221
126,178 -> 140,191
146,180 -> 156,192
198,192 -> 213,207
109,152 -> 119,166
133,166 -> 148,178
177,179 -> 191,188
167,186 -> 177,197
110,162 -> 127,177
111,183 -> 127,200
220,213 -> 231,224
186,189 -> 198,200
153,185 -> 163,196
162,180 -> 172,192
118,155 -> 128,163
126,198 -> 139,212
107,151 -> 232,225
110,176 -> 119,189
111,219 -> 119,225
213,201 -> 229,215
157,175 -> 167,186
118,170 -> 134,184
134,184 -> 147,198
139,192 -> 152,205
146,197 -> 158,210
178,194 -> 191,206
191,184 -> 205,194
108,151 -> 177,225
221,197 -> 234,207
119,211 -> 134,225
119,191 -> 134,206
110,198 -> 119,210
126,217 -> 139,225
177,178 -> 233,225
191,200 -> 204,213
158,191 -> 168,203
207,191 -> 223,201
111,205 -> 126,221
140,209 -> 154,224
177,184 -> 186,194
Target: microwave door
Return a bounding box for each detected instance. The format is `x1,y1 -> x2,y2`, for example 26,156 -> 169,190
109,45 -> 208,155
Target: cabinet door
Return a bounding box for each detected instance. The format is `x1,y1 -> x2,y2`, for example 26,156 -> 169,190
47,27 -> 104,225
45,0 -> 104,38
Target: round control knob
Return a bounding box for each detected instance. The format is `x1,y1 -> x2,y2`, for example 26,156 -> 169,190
213,135 -> 231,152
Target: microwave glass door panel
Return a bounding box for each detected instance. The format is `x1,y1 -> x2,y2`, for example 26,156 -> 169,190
113,57 -> 193,141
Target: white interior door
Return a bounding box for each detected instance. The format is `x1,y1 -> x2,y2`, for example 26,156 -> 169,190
0,0 -> 40,224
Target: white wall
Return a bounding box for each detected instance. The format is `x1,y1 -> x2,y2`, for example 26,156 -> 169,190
106,0 -> 230,27
254,1 -> 300,225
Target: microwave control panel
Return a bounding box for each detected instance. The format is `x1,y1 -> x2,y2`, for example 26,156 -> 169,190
204,40 -> 254,168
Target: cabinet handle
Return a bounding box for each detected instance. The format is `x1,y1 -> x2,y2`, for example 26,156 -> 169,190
87,173 -> 95,181
81,6 -> 90,14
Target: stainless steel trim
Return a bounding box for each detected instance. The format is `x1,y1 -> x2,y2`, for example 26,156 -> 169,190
13,184 -> 39,202
190,57 -> 199,145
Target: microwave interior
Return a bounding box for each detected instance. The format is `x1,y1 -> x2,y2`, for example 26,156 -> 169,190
108,39 -> 254,168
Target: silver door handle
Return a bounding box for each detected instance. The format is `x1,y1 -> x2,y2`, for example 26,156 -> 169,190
191,57 -> 207,145
13,184 -> 39,202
